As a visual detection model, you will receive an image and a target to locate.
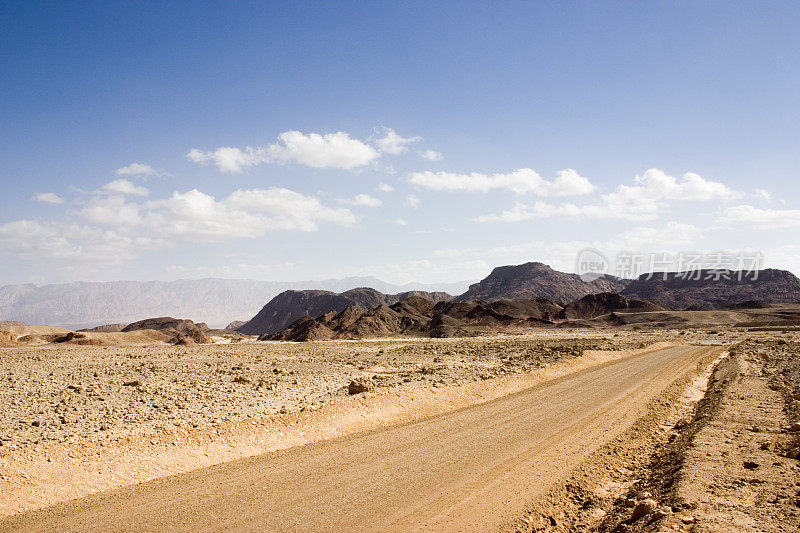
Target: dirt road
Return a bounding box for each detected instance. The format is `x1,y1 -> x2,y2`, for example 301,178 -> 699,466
1,345 -> 720,532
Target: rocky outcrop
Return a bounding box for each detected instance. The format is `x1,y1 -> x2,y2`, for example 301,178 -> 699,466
456,262 -> 627,305
122,317 -> 211,344
621,269 -> 800,310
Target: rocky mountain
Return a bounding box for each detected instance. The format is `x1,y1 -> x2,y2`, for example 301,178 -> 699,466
557,292 -> 670,320
0,277 -> 472,329
122,317 -> 211,344
456,262 -> 628,305
621,269 -> 800,310
264,295 -> 562,341
238,288 -> 454,336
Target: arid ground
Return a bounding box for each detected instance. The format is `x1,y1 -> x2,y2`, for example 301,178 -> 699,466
0,328 -> 798,531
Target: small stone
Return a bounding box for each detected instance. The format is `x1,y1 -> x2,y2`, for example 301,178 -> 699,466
123,380 -> 142,387
631,498 -> 658,521
743,461 -> 760,470
348,378 -> 374,395
652,507 -> 670,520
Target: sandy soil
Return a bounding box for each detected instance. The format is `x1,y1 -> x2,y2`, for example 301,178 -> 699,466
0,344 -> 715,532
1,328 -> 796,531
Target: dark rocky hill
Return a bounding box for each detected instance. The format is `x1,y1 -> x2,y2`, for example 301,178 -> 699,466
620,269 -> 800,310
264,295 -> 561,341
238,288 -> 453,336
122,317 -> 211,344
456,262 -> 627,305
557,292 -> 670,320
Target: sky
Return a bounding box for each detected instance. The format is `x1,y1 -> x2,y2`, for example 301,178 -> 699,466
1,1 -> 799,286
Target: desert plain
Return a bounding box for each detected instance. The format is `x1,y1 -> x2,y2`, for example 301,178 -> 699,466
1,315 -> 799,531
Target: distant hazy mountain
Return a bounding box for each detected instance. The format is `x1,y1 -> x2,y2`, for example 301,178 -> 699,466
456,262 -> 628,305
0,277 -> 474,329
239,288 -> 454,335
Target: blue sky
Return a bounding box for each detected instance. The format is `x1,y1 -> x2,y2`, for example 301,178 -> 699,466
1,1 -> 799,285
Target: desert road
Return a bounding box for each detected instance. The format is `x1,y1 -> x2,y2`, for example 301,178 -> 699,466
1,345 -> 720,532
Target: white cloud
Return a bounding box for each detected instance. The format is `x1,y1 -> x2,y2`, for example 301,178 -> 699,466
116,163 -> 157,177
187,130 -> 381,173
77,195 -> 143,227
187,147 -> 269,174
418,149 -> 443,161
717,205 -> 800,229
33,192 -> 63,205
100,179 -> 149,196
268,131 -> 379,169
475,169 -> 741,223
341,194 -> 382,207
404,194 -> 420,208
600,169 -> 740,214
408,168 -> 596,196
152,188 -> 356,240
0,220 -> 165,264
392,218 -> 408,226
377,183 -> 395,192
372,127 -> 420,155
752,188 -> 772,201
7,187 -> 358,266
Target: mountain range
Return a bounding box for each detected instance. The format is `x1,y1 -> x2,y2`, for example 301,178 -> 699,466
3,261 -> 800,331
0,277 -> 474,329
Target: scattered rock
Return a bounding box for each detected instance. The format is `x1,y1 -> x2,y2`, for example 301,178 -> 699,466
630,498 -> 658,521
348,378 -> 374,395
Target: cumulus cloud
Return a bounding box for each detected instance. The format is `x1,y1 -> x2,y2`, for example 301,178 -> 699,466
268,131 -> 379,169
418,149 -> 443,161
392,218 -> 408,226
475,169 -> 741,222
408,168 -> 596,196
601,169 -> 739,213
3,186 -> 357,267
33,192 -> 63,205
116,163 -> 157,177
187,147 -> 269,174
77,195 -> 143,227
372,127 -> 420,155
150,188 -> 356,240
341,194 -> 382,207
717,205 -> 800,229
377,183 -> 395,192
188,130 -> 383,173
100,179 -> 149,196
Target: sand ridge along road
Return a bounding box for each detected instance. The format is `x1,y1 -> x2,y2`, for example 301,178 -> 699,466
1,345 -> 721,532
